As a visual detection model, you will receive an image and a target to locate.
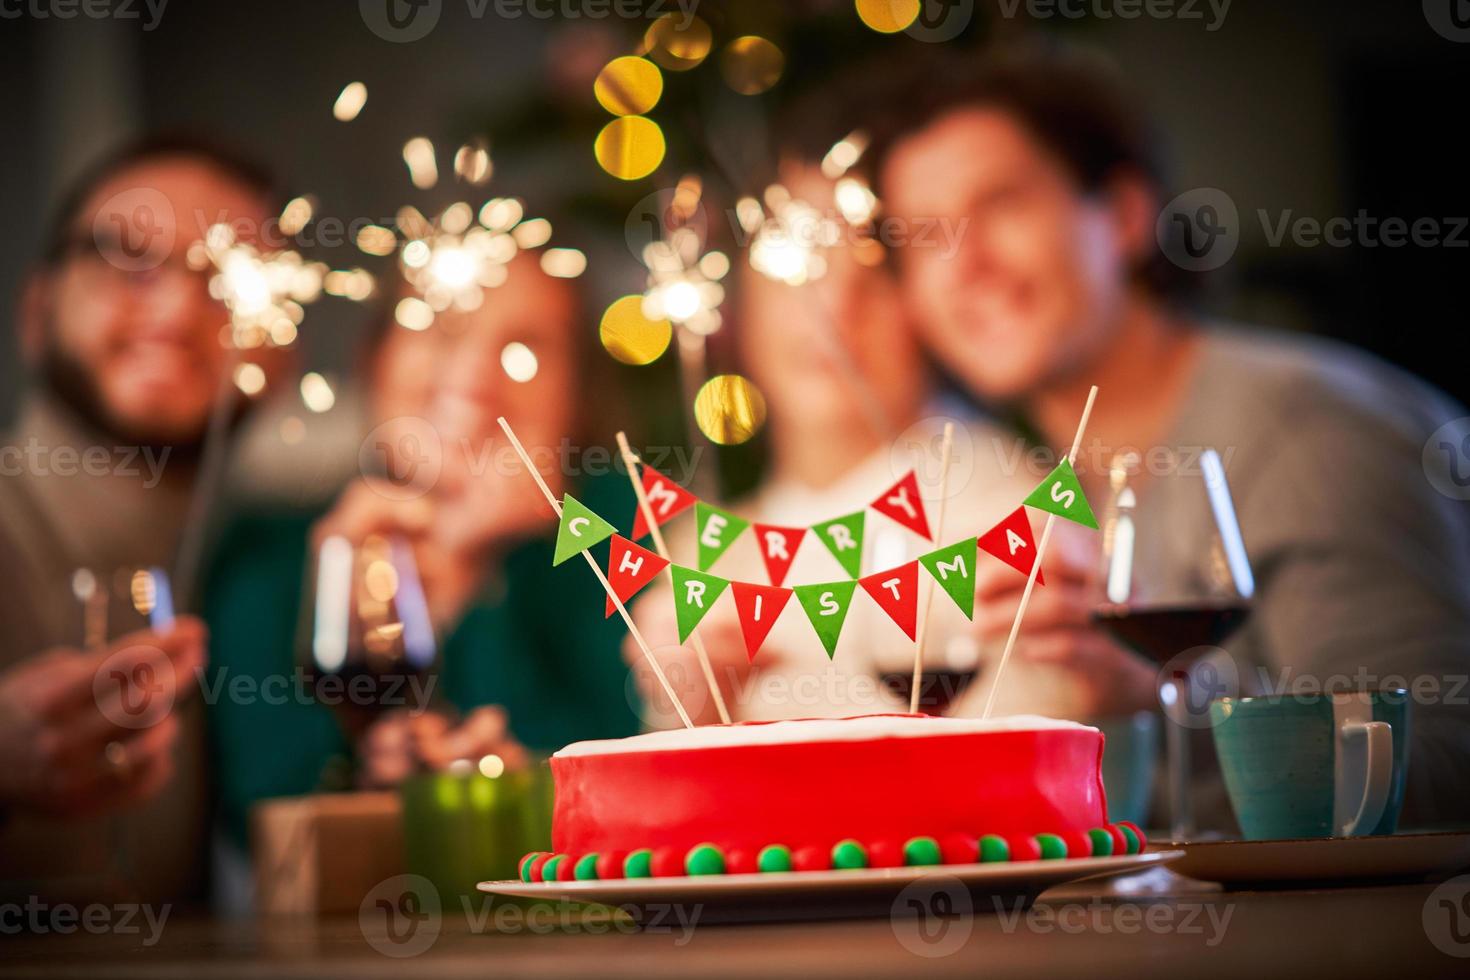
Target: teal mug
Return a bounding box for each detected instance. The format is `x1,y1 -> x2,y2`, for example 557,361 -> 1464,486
1097,712 -> 1159,828
1209,690 -> 1409,840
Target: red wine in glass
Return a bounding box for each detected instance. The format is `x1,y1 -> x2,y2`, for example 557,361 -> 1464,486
878,668 -> 979,716
1092,600 -> 1251,666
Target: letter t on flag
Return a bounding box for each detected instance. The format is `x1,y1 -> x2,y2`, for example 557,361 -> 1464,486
630,466 -> 696,540
858,561 -> 921,641
604,535 -> 670,618
870,471 -> 932,541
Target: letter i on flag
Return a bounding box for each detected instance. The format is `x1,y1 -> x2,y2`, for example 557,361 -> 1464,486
670,565 -> 730,643
604,535 -> 670,618
870,471 -> 932,540
858,561 -> 921,641
978,507 -> 1046,584
630,466 -> 696,540
752,523 -> 806,587
695,502 -> 749,571
552,494 -> 617,566
1024,458 -> 1098,528
731,582 -> 793,661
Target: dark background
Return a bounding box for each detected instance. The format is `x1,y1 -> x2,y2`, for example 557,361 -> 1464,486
3,0 -> 1467,431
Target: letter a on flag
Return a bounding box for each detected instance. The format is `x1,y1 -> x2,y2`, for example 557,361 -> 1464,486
919,537 -> 979,620
752,523 -> 806,587
695,502 -> 750,571
670,565 -> 729,643
1023,458 -> 1098,528
604,535 -> 670,618
811,510 -> 866,579
858,561 -> 921,641
553,494 -> 616,566
792,580 -> 858,659
978,507 -> 1046,584
631,466 -> 697,540
731,582 -> 793,661
870,471 -> 932,541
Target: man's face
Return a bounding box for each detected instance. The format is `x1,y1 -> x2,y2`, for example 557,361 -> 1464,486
883,108 -> 1136,401
31,157 -> 271,443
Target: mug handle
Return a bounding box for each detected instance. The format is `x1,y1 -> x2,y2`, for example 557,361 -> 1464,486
1338,721 -> 1392,837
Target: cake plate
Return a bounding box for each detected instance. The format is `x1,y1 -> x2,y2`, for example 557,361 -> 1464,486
478,850 -> 1183,924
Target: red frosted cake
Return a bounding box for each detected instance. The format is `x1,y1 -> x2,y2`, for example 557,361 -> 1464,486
519,714 -> 1144,882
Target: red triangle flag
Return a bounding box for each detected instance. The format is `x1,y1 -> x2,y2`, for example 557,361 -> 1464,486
732,581 -> 793,661
751,523 -> 806,587
870,471 -> 933,541
631,466 -> 696,540
858,561 -> 921,641
604,534 -> 671,617
978,506 -> 1045,585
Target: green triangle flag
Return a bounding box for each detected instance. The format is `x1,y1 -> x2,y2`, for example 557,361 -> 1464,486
811,510 -> 866,579
695,502 -> 750,571
670,565 -> 730,642
918,537 -> 979,620
1023,459 -> 1098,529
792,580 -> 858,659
552,494 -> 617,566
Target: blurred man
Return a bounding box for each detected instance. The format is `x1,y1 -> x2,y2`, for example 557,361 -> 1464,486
872,45 -> 1470,827
0,137 -> 277,903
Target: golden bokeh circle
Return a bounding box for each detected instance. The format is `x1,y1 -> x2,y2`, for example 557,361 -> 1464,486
720,36 -> 785,96
594,116 -> 667,181
643,14 -> 712,71
600,295 -> 673,365
855,0 -> 920,34
694,375 -> 768,446
594,56 -> 664,116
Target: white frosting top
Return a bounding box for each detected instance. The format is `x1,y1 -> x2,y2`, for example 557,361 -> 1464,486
554,714 -> 1095,758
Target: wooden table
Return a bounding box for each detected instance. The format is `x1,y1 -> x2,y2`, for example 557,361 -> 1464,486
1,869 -> 1462,979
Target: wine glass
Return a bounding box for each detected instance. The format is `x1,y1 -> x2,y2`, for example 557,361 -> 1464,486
1091,448 -> 1255,839
299,533 -> 438,744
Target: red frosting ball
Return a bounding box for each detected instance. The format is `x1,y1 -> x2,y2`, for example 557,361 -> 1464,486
650,847 -> 685,878
1062,830 -> 1094,859
867,839 -> 903,869
528,852 -> 554,882
1009,835 -> 1041,862
1118,821 -> 1147,851
595,851 -> 626,881
792,845 -> 831,872
939,833 -> 979,865
725,848 -> 758,875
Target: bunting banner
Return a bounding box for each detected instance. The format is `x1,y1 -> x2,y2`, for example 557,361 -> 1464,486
752,523 -> 806,587
695,502 -> 750,571
859,561 -> 921,641
671,565 -> 729,643
1024,459 -> 1099,529
811,510 -> 866,579
918,536 -> 979,620
553,493 -> 617,566
793,580 -> 858,659
731,581 -> 793,662
604,534 -> 670,618
870,471 -> 932,541
631,465 -> 697,541
978,506 -> 1045,584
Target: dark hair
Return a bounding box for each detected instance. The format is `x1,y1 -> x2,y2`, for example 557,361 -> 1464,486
803,41 -> 1189,299
39,131 -> 280,266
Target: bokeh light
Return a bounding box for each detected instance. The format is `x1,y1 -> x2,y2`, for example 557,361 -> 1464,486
855,0 -> 920,33
694,375 -> 767,445
300,372 -> 336,413
332,82 -> 367,122
720,36 -> 784,95
594,116 -> 666,180
500,341 -> 539,382
594,56 -> 664,116
600,294 -> 672,365
642,14 -> 712,71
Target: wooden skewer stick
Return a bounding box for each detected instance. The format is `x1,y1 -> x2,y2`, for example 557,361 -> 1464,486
496,417 -> 694,729
981,386 -> 1098,721
909,421 -> 956,714
615,432 -> 732,724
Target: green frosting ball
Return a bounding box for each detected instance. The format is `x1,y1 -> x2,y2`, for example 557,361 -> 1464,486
831,839 -> 868,870
1118,824 -> 1140,855
519,852 -> 542,883
1088,828 -> 1114,857
979,835 -> 1010,863
574,853 -> 601,880
757,845 -> 793,873
623,849 -> 653,878
685,843 -> 726,876
1036,834 -> 1067,860
542,854 -> 566,881
902,837 -> 942,866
